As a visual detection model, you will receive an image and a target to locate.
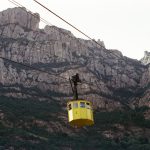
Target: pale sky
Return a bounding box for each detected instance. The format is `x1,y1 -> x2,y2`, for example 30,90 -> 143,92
0,0 -> 150,60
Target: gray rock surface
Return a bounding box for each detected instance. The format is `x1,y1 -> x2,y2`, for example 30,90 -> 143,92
0,7 -> 40,30
0,7 -> 149,110
141,51 -> 150,65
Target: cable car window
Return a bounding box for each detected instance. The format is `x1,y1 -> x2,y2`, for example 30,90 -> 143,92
86,102 -> 91,109
80,102 -> 85,108
73,102 -> 78,108
68,104 -> 72,110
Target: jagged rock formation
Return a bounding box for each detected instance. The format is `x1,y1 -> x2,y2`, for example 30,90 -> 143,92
0,7 -> 39,30
0,7 -> 150,110
141,51 -> 150,65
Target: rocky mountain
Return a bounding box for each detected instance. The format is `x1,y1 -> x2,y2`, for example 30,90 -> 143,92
0,7 -> 149,109
0,7 -> 150,150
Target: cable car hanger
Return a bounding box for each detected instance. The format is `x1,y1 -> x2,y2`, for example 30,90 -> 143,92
67,74 -> 94,127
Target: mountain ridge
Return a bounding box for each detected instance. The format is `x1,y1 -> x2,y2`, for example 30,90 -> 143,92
0,7 -> 149,109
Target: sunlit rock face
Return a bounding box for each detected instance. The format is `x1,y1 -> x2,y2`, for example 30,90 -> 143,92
0,7 -> 149,110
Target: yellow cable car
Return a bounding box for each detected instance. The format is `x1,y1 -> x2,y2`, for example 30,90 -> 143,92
67,100 -> 94,127
67,74 -> 94,127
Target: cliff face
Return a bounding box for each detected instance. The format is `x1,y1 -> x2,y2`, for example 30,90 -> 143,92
0,7 -> 150,109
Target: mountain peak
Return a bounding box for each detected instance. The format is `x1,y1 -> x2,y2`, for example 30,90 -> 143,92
0,7 -> 40,30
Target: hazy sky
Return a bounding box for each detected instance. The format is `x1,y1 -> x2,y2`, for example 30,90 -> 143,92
0,0 -> 150,60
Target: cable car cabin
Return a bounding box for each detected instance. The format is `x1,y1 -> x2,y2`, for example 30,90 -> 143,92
67,100 -> 94,127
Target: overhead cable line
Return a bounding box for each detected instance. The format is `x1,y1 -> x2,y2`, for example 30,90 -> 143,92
33,0 -> 106,49
0,55 -> 82,89
0,56 -> 67,81
6,0 -> 121,85
7,0 -> 96,60
32,0 -> 124,60
8,0 -> 120,61
0,56 -> 96,87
